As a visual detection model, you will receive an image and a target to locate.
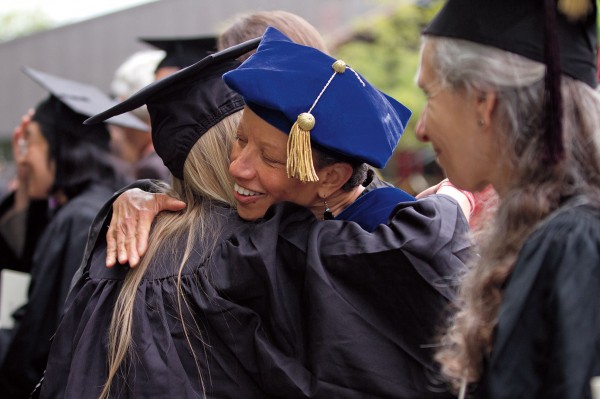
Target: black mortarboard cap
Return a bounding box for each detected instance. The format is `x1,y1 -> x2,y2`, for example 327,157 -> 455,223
23,66 -> 150,171
141,36 -> 218,71
86,37 -> 261,179
423,0 -> 597,87
23,67 -> 150,131
23,67 -> 151,192
424,0 -> 597,162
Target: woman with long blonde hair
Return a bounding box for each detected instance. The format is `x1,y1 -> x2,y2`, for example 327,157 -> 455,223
40,40 -> 256,399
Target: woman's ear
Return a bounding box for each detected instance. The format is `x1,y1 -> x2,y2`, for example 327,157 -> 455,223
476,89 -> 497,127
316,162 -> 354,197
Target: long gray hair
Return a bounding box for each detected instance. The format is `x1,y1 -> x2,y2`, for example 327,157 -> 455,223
426,36 -> 600,391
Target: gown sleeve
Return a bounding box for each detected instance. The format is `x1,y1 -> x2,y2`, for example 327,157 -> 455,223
211,195 -> 470,398
0,189 -> 106,397
0,193 -> 50,273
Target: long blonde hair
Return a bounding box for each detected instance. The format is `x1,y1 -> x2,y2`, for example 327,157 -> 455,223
427,37 -> 600,392
99,111 -> 241,399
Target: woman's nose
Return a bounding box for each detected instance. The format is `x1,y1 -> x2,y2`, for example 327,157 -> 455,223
229,146 -> 255,180
415,110 -> 429,143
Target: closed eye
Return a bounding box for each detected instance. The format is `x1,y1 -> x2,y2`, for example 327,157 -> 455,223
262,152 -> 285,166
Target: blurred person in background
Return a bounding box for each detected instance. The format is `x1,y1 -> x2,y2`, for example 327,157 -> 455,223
141,35 -> 218,80
0,67 -> 142,398
110,49 -> 171,182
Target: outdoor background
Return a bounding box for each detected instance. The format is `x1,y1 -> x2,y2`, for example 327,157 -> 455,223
0,0 -> 446,194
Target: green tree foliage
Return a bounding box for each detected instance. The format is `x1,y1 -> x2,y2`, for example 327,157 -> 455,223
0,9 -> 55,42
333,0 -> 443,151
331,1 -> 444,189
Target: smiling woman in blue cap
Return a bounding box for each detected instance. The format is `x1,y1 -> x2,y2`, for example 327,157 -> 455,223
415,0 -> 600,398
222,27 -> 416,228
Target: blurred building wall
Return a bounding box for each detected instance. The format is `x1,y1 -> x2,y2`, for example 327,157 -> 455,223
0,0 -> 379,139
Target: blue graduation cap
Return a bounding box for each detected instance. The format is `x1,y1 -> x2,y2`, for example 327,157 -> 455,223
223,27 -> 412,182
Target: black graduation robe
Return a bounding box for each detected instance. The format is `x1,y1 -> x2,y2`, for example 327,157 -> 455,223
0,193 -> 50,273
209,199 -> 469,398
41,181 -> 470,398
475,202 -> 600,399
0,184 -> 117,398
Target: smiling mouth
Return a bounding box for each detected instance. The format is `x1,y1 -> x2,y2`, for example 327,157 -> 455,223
234,183 -> 263,196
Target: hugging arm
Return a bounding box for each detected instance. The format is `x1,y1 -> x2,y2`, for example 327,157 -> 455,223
105,177 -> 473,268
105,185 -> 185,267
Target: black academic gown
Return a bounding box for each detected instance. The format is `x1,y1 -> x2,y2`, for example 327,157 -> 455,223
475,201 -> 600,399
41,180 -> 470,398
209,199 -> 469,398
0,183 -> 117,399
0,193 -> 50,273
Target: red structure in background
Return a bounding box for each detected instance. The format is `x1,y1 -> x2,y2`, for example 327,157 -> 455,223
396,150 -> 423,180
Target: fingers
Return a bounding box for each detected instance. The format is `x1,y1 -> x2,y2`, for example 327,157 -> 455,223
154,194 -> 186,213
12,113 -> 30,163
122,210 -> 140,267
113,189 -> 143,267
106,212 -> 119,268
436,181 -> 475,221
135,214 -> 152,260
106,190 -> 135,267
105,189 -> 186,268
415,178 -> 474,221
415,180 -> 443,199
106,197 -> 142,267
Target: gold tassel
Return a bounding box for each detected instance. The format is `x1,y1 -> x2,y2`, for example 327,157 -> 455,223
287,113 -> 318,182
558,0 -> 593,21
285,60 -> 355,182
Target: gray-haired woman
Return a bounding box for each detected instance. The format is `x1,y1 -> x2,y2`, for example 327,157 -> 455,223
417,0 -> 600,398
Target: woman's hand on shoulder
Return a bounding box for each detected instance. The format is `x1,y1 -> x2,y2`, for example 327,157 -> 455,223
416,178 -> 474,222
106,188 -> 186,268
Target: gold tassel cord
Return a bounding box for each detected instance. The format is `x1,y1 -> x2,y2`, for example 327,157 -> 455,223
558,0 -> 593,21
287,113 -> 318,182
285,60 -> 364,183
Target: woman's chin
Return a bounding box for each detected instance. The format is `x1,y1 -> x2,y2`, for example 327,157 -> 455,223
235,203 -> 267,221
